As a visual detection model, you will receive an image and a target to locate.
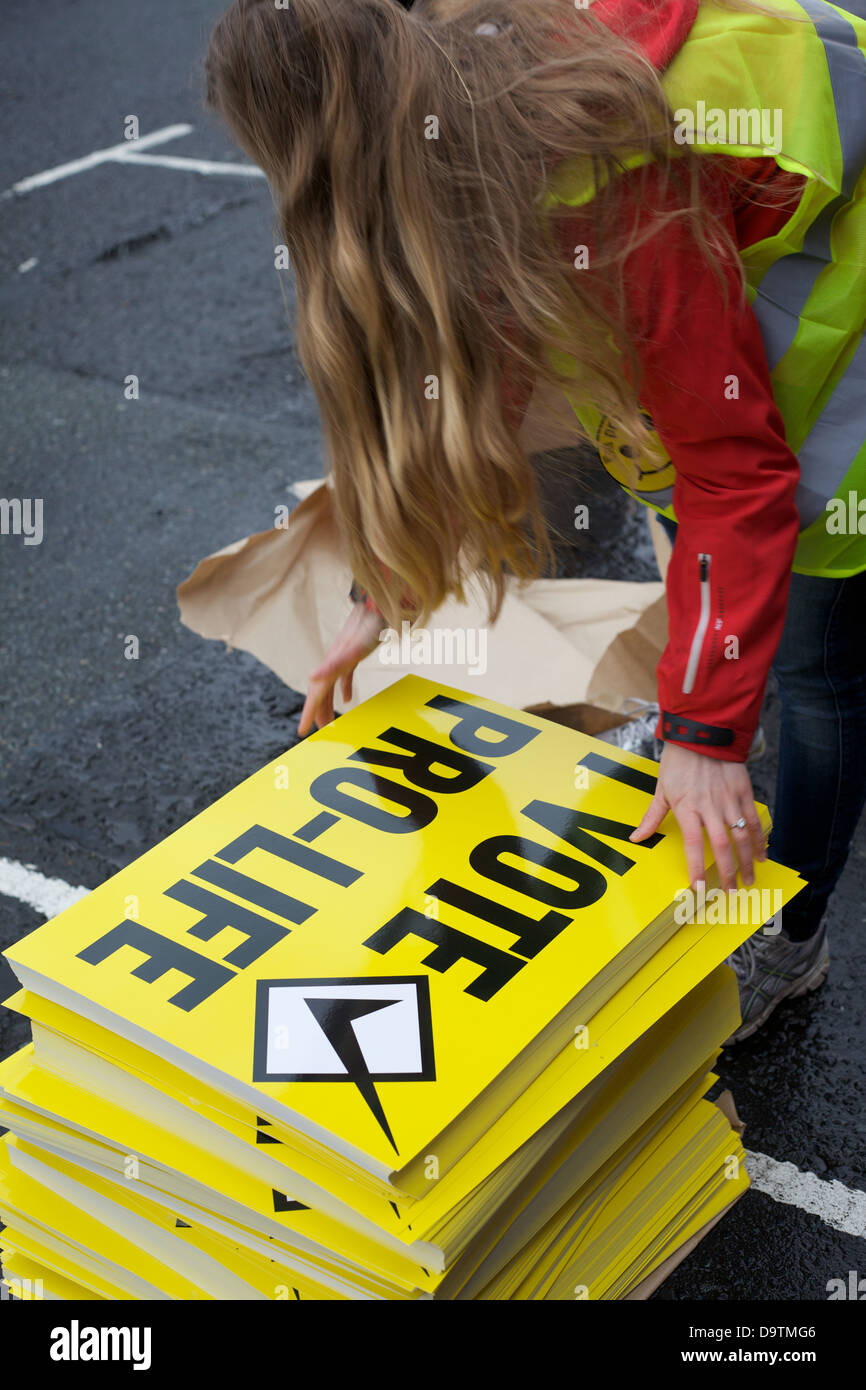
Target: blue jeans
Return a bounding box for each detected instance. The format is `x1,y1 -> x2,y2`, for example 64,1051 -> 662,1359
657,512 -> 866,939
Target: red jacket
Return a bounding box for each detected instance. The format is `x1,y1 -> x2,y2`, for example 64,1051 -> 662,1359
504,0 -> 803,763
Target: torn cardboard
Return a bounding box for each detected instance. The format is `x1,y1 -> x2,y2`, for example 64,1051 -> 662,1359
177,479 -> 673,734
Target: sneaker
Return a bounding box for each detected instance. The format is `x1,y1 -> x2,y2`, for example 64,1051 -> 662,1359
724,916 -> 830,1044
597,699 -> 766,765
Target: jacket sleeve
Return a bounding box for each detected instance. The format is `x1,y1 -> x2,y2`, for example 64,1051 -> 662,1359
616,161 -> 801,762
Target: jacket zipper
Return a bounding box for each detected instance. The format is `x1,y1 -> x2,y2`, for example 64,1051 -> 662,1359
682,553 -> 712,694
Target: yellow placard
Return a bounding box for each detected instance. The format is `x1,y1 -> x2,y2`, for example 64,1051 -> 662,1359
4,675 -> 793,1178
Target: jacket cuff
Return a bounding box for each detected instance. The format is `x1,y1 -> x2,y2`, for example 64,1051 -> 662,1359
655,709 -> 751,763
348,579 -> 384,615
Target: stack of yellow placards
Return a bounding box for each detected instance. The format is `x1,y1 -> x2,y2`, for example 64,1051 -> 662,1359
0,675 -> 803,1300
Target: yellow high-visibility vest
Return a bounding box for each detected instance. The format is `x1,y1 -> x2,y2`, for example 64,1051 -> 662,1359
543,0 -> 866,576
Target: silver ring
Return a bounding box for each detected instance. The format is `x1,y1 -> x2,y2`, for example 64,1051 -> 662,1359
730,817 -> 747,831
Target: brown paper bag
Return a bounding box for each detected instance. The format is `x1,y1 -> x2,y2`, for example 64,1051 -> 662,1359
177,480 -> 670,733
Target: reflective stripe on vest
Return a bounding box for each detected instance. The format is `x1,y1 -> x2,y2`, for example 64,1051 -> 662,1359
751,1 -> 866,546
544,0 -> 866,576
750,0 -> 866,375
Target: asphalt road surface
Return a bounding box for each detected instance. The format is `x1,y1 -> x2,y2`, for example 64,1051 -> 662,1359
1,0 -> 864,1304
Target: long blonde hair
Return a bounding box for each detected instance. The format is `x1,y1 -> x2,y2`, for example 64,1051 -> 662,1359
204,0 -> 788,626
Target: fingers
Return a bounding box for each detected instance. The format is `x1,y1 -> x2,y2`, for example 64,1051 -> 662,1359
629,789 -> 669,843
629,787 -> 707,893
297,687 -> 322,738
648,745 -> 767,897
677,807 -> 707,895
297,683 -> 317,738
317,680 -> 335,731
704,811 -> 740,892
708,795 -> 764,890
301,647 -> 356,738
308,652 -> 342,683
301,606 -> 387,738
298,675 -> 336,737
745,799 -> 767,864
721,798 -> 760,888
642,799 -> 760,895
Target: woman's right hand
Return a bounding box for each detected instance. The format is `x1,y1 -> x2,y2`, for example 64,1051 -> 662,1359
298,602 -> 388,736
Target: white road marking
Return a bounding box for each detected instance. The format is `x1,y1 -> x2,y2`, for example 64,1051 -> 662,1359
119,152 -> 265,179
4,124 -> 193,196
0,855 -> 863,1247
0,858 -> 88,919
745,1149 -> 866,1239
